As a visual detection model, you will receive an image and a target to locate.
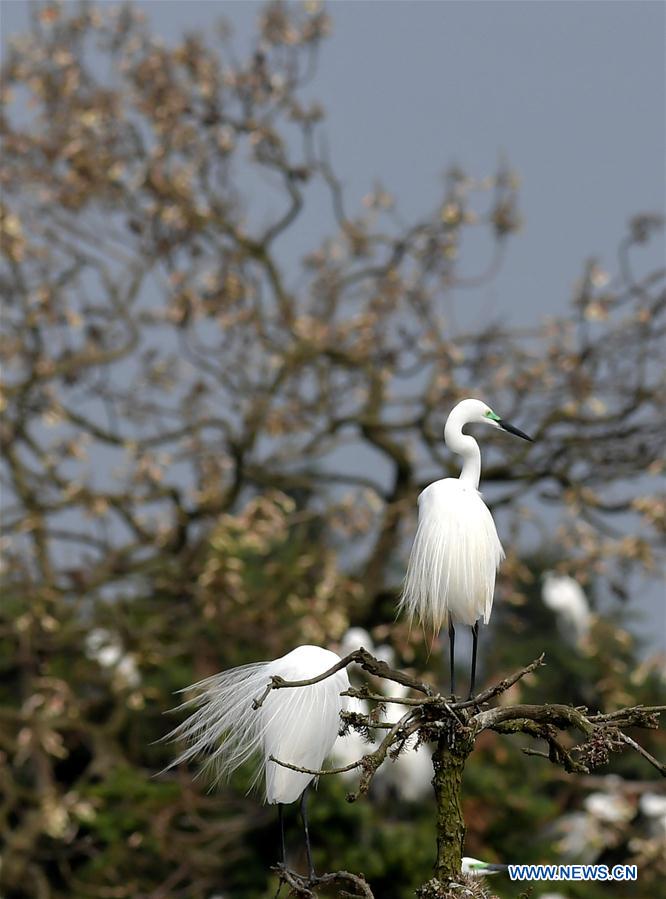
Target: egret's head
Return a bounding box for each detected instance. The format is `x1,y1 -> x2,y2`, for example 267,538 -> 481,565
461,856 -> 509,877
450,398 -> 534,442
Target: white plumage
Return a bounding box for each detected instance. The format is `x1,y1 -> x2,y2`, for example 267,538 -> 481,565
401,478 -> 504,632
167,644 -> 349,805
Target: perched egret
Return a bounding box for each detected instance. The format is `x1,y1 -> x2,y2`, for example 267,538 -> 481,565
166,645 -> 349,877
400,398 -> 533,696
461,857 -> 509,876
541,571 -> 591,645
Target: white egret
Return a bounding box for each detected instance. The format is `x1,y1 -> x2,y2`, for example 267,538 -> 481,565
400,398 -> 533,696
461,856 -> 509,876
166,644 -> 349,877
541,571 -> 591,645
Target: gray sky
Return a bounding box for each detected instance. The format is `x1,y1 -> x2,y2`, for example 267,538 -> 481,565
2,0 -> 663,319
2,0 -> 664,646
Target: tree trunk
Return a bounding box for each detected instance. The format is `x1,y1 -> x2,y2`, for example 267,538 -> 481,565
431,727 -> 474,883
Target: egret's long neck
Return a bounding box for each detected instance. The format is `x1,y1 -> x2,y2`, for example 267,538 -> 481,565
445,417 -> 481,488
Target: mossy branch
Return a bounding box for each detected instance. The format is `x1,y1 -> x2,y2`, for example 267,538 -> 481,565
259,651 -> 665,892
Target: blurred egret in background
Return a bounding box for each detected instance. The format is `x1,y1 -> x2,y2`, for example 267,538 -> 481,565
639,792 -> 666,837
370,644 -> 432,802
400,398 -> 533,695
166,645 -> 349,877
377,676 -> 433,802
85,628 -> 141,688
542,571 -> 592,646
332,628 -> 376,782
332,634 -> 432,799
339,626 -> 373,658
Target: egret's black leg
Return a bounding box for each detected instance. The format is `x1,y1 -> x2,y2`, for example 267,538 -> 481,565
299,786 -> 315,880
278,803 -> 286,867
469,621 -> 480,699
448,620 -> 456,697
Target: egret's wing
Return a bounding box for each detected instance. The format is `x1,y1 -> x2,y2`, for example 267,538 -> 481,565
263,649 -> 350,803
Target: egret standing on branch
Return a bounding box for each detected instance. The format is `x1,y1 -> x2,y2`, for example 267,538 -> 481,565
399,398 -> 533,697
165,645 -> 349,878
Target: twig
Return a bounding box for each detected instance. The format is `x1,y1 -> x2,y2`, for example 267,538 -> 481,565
618,732 -> 666,777
252,649 -> 433,711
275,865 -> 375,898
455,654 -> 545,709
268,755 -> 364,777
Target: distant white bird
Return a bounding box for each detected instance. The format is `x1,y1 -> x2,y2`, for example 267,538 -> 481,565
542,572 -> 591,645
461,856 -> 509,876
376,678 -> 432,802
373,643 -> 397,667
339,626 -> 374,658
85,628 -> 141,688
166,645 -> 349,876
583,791 -> 633,825
639,792 -> 666,837
332,695 -> 376,783
552,810 -> 604,862
639,791 -> 666,820
400,398 -> 533,695
333,635 -> 432,800
332,628 -> 377,782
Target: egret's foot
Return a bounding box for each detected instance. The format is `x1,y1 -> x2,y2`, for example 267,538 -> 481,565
466,691 -> 483,713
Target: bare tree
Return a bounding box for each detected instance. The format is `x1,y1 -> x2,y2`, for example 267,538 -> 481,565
1,3 -> 664,897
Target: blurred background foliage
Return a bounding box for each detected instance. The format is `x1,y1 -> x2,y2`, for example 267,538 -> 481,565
0,2 -> 664,897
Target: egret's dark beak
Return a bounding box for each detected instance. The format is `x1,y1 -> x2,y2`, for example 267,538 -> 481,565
486,864 -> 509,873
499,420 -> 533,442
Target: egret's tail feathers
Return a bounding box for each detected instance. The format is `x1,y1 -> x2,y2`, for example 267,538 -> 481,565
163,661 -> 273,788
